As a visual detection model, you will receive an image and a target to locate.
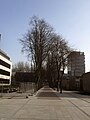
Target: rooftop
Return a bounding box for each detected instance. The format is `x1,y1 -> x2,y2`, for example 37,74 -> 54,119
0,49 -> 10,60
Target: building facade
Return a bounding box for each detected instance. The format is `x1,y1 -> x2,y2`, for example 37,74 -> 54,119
0,49 -> 12,86
80,72 -> 90,93
67,51 -> 85,77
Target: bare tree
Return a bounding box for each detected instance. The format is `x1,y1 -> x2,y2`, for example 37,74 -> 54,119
12,61 -> 31,72
47,34 -> 71,93
20,16 -> 54,89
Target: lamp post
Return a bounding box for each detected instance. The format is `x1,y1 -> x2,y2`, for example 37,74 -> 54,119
1,81 -> 3,97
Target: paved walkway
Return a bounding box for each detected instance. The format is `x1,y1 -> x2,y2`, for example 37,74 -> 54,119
0,86 -> 90,120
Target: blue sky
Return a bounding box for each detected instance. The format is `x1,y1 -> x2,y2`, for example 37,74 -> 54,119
0,0 -> 90,72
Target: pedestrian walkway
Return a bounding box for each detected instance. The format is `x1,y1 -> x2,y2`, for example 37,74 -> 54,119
0,86 -> 90,120
36,86 -> 60,100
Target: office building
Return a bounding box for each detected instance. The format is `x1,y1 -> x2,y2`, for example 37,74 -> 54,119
0,49 -> 12,86
67,51 -> 85,77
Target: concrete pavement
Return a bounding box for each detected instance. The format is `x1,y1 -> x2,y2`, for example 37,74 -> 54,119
0,86 -> 90,120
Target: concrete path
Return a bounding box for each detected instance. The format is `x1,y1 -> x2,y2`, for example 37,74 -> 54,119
0,86 -> 90,120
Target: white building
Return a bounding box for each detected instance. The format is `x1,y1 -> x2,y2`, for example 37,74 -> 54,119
0,49 -> 12,86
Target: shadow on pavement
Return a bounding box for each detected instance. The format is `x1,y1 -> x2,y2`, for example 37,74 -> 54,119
36,92 -> 58,97
55,90 -> 90,99
36,86 -> 60,100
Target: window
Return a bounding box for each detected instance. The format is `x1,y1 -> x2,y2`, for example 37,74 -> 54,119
0,60 -> 10,68
0,69 -> 10,76
0,78 -> 10,84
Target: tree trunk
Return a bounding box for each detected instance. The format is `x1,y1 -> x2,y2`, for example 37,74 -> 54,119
59,70 -> 64,93
60,80 -> 62,93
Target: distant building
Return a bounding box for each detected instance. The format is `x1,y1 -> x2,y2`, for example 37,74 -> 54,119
15,72 -> 36,92
0,49 -> 12,86
80,72 -> 90,93
15,72 -> 35,83
67,51 -> 85,77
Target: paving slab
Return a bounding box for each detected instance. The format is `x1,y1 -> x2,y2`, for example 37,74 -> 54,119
0,86 -> 90,120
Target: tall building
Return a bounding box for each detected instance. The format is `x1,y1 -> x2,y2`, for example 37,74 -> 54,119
0,49 -> 12,86
67,51 -> 85,77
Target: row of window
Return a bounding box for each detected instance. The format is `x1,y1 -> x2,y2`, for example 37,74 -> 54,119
0,50 -> 12,85
0,79 -> 9,84
0,59 -> 10,69
0,69 -> 10,76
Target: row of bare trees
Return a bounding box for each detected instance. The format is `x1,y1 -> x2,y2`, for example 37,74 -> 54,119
20,16 -> 71,93
12,62 -> 31,72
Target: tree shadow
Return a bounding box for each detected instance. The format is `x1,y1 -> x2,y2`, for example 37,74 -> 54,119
36,87 -> 60,100
56,91 -> 90,99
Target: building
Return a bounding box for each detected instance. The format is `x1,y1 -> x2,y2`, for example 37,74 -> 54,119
0,49 -> 12,86
80,72 -> 90,93
15,72 -> 36,92
67,51 -> 85,90
67,51 -> 85,77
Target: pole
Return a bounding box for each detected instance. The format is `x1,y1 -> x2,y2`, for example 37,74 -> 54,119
0,34 -> 1,40
0,34 -> 1,49
1,81 -> 3,97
